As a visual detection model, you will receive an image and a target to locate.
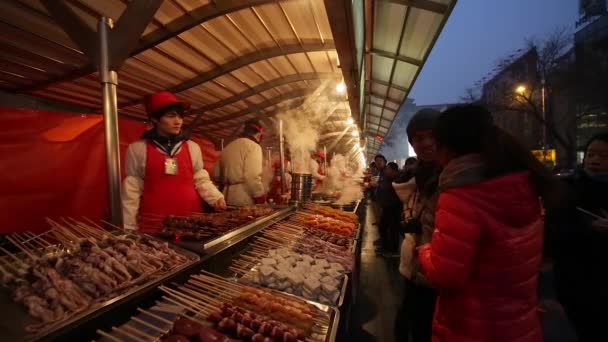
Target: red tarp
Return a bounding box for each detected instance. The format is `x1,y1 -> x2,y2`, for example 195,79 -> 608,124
0,107 -> 220,233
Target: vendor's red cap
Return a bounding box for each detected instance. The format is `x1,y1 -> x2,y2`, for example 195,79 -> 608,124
145,91 -> 190,116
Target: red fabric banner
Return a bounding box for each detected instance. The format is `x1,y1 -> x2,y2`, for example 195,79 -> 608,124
0,107 -> 219,233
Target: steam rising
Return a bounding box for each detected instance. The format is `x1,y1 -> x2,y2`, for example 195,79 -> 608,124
271,82 -> 363,204
277,82 -> 339,174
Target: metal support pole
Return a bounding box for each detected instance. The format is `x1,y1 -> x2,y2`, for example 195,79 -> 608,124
99,17 -> 123,227
541,77 -> 547,150
220,138 -> 224,151
279,120 -> 287,194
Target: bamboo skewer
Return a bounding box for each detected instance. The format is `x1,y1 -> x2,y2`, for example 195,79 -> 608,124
121,324 -> 158,340
130,316 -> 168,334
159,286 -> 218,312
161,294 -> 213,319
5,236 -> 38,261
96,329 -> 125,342
111,325 -> 145,341
160,296 -> 210,325
137,308 -> 173,325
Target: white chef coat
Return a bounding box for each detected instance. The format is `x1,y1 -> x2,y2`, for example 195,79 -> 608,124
121,139 -> 224,230
214,137 -> 265,206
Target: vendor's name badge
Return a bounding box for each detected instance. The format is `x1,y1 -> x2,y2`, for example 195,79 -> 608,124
164,158 -> 178,175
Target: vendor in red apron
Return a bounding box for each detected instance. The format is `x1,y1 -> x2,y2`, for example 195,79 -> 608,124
122,91 -> 226,232
311,150 -> 327,192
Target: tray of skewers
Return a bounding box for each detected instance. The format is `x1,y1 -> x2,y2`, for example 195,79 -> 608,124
0,218 -> 199,341
152,206 -> 276,242
96,271 -> 339,342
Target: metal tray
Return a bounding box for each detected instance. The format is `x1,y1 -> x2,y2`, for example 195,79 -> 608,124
237,265 -> 349,309
98,293 -> 340,342
171,206 -> 296,257
0,232 -> 200,342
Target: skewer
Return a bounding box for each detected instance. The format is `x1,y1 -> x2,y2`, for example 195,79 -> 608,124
101,220 -> 126,233
159,286 -> 217,312
112,325 -> 145,341
5,236 -> 38,261
120,324 -> 158,340
78,218 -> 108,238
160,296 -> 210,325
21,232 -> 52,250
137,308 -> 174,325
184,280 -> 238,300
161,295 -> 213,319
96,329 -> 125,342
0,247 -> 28,270
130,316 -> 168,334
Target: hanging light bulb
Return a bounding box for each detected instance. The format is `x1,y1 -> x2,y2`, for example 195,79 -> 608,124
352,130 -> 359,137
346,117 -> 354,125
336,82 -> 346,93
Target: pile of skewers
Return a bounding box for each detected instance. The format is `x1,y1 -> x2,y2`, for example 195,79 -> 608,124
287,213 -> 356,238
149,206 -> 275,241
0,218 -> 195,332
96,271 -> 332,342
301,204 -> 358,224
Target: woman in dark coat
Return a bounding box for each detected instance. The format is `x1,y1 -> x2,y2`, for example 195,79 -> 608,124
547,132 -> 608,342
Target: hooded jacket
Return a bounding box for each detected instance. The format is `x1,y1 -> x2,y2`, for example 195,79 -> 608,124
214,137 -> 265,206
122,129 -> 224,230
418,154 -> 543,342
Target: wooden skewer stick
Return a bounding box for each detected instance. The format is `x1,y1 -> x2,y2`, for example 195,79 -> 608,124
101,220 -> 127,233
0,247 -> 28,270
130,316 -> 168,334
96,329 -> 124,342
120,324 -> 158,340
5,236 -> 38,261
21,232 -> 51,250
183,281 -> 237,301
190,276 -> 245,297
111,325 -> 145,341
161,295 -> 213,318
178,284 -> 231,307
137,308 -> 173,325
159,286 -> 218,311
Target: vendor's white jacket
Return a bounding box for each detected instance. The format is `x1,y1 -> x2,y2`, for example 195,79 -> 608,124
122,140 -> 224,230
215,137 -> 265,206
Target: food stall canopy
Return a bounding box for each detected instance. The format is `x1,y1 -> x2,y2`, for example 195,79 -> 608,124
363,0 -> 457,159
0,1 -> 341,134
0,0 -> 456,159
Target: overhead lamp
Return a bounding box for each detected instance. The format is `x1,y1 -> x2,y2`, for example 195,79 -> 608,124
515,85 -> 526,95
352,130 -> 359,137
336,82 -> 346,93
346,117 -> 354,125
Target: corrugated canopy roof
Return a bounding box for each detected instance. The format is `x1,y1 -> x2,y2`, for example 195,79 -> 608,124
0,0 -> 456,159
364,0 -> 456,159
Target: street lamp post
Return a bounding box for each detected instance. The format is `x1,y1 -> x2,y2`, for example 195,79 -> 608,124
540,77 -> 547,149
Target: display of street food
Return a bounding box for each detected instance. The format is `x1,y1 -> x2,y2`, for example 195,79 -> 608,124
0,219 -> 196,333
153,206 -> 275,241
301,204 -> 358,224
96,271 -> 334,342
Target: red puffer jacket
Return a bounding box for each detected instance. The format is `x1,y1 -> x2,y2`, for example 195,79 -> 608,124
419,171 -> 543,342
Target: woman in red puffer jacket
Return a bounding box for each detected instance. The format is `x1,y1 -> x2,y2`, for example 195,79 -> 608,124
418,105 -> 561,342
